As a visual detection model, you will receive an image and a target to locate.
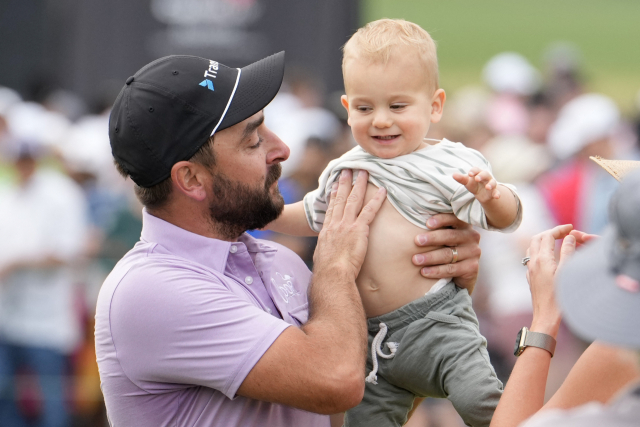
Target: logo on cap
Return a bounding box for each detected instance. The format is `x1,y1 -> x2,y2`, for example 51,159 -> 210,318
199,79 -> 215,91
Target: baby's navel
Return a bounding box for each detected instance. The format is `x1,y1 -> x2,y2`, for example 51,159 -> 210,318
358,277 -> 380,292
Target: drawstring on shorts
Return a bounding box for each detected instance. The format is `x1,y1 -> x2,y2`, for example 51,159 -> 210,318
365,322 -> 398,384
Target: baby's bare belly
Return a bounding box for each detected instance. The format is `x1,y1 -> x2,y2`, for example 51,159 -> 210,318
358,183 -> 444,318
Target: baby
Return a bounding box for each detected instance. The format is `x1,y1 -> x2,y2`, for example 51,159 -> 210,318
268,19 -> 521,427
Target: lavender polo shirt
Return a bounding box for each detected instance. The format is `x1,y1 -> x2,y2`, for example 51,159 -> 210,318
95,210 -> 329,427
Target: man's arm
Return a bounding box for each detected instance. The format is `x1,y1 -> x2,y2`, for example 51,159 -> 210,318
411,213 -> 482,294
238,169 -> 386,414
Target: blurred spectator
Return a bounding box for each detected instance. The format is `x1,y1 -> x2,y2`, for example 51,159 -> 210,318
0,87 -> 22,116
0,142 -> 89,426
538,93 -> 624,234
4,102 -> 70,151
541,42 -> 585,110
435,86 -> 493,151
42,90 -> 88,123
265,66 -> 341,178
526,92 -> 557,145
483,52 -> 541,136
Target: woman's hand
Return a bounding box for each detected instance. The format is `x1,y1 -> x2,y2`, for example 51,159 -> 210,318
569,230 -> 598,248
525,224 -> 576,338
412,214 -> 482,294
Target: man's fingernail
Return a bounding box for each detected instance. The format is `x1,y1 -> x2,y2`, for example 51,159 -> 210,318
422,267 -> 433,276
426,218 -> 436,228
417,235 -> 427,245
414,255 -> 424,264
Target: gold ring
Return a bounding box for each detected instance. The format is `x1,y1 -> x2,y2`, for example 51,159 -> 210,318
451,247 -> 458,264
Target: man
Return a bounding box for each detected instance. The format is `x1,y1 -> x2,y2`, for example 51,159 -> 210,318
96,52 -> 482,426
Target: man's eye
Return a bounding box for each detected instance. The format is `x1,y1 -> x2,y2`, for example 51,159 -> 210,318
250,137 -> 263,149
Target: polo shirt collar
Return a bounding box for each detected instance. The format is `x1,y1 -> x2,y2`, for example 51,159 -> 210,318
140,209 -> 276,273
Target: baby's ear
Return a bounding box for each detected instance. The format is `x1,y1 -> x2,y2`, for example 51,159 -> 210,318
430,89 -> 446,124
341,95 -> 352,125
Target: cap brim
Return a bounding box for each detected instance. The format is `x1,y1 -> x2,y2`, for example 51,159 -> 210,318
217,51 -> 285,132
556,227 -> 640,348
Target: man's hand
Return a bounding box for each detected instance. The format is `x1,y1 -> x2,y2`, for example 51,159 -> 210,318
411,214 -> 481,294
313,169 -> 386,281
239,170 -> 386,414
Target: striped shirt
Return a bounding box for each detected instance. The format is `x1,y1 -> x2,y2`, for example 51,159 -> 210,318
303,139 -> 522,233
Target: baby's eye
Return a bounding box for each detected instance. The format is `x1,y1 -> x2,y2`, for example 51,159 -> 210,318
390,104 -> 407,110
356,106 -> 371,112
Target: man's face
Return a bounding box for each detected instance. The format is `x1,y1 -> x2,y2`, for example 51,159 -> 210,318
206,111 -> 290,239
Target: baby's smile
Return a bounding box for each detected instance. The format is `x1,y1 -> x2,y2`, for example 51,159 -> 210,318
372,134 -> 400,141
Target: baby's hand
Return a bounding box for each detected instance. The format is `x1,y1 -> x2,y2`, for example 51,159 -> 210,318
452,167 -> 500,203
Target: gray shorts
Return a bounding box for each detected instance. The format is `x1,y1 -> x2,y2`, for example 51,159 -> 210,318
344,282 -> 503,427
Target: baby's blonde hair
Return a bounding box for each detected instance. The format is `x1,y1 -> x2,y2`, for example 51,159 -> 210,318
342,18 -> 439,91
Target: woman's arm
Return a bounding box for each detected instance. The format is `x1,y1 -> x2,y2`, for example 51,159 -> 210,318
490,225 -> 640,427
490,225 -> 574,427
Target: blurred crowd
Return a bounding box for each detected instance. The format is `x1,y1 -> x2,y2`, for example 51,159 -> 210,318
1,43 -> 640,426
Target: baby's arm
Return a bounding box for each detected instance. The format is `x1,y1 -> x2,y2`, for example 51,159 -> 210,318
265,201 -> 319,237
453,168 -> 518,230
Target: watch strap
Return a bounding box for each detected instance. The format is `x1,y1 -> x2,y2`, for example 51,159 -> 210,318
524,330 -> 556,357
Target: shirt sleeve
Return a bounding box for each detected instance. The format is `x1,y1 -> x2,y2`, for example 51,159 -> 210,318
110,261 -> 291,399
303,188 -> 328,234
303,157 -> 346,233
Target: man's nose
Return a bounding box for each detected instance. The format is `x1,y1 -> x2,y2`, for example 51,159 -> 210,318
265,126 -> 290,164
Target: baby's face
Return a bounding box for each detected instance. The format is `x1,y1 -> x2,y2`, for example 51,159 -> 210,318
342,52 -> 443,158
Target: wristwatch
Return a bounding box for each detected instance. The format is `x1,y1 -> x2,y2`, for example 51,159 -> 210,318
514,327 -> 556,357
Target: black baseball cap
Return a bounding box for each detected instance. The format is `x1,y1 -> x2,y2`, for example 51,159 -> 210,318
109,51 -> 285,187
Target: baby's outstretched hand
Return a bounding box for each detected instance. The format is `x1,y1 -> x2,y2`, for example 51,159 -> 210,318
452,167 -> 500,203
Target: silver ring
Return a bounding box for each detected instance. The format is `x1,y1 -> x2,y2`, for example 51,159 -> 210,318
451,247 -> 459,264
522,256 -> 531,266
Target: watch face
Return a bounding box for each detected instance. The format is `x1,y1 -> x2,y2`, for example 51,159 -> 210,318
514,329 -> 524,356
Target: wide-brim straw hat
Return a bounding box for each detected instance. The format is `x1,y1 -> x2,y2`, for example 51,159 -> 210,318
590,156 -> 640,182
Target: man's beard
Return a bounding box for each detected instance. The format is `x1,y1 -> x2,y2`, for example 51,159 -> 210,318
208,163 -> 284,240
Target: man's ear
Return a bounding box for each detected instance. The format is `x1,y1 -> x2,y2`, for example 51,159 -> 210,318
171,161 -> 208,202
430,89 -> 446,124
341,95 -> 352,126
